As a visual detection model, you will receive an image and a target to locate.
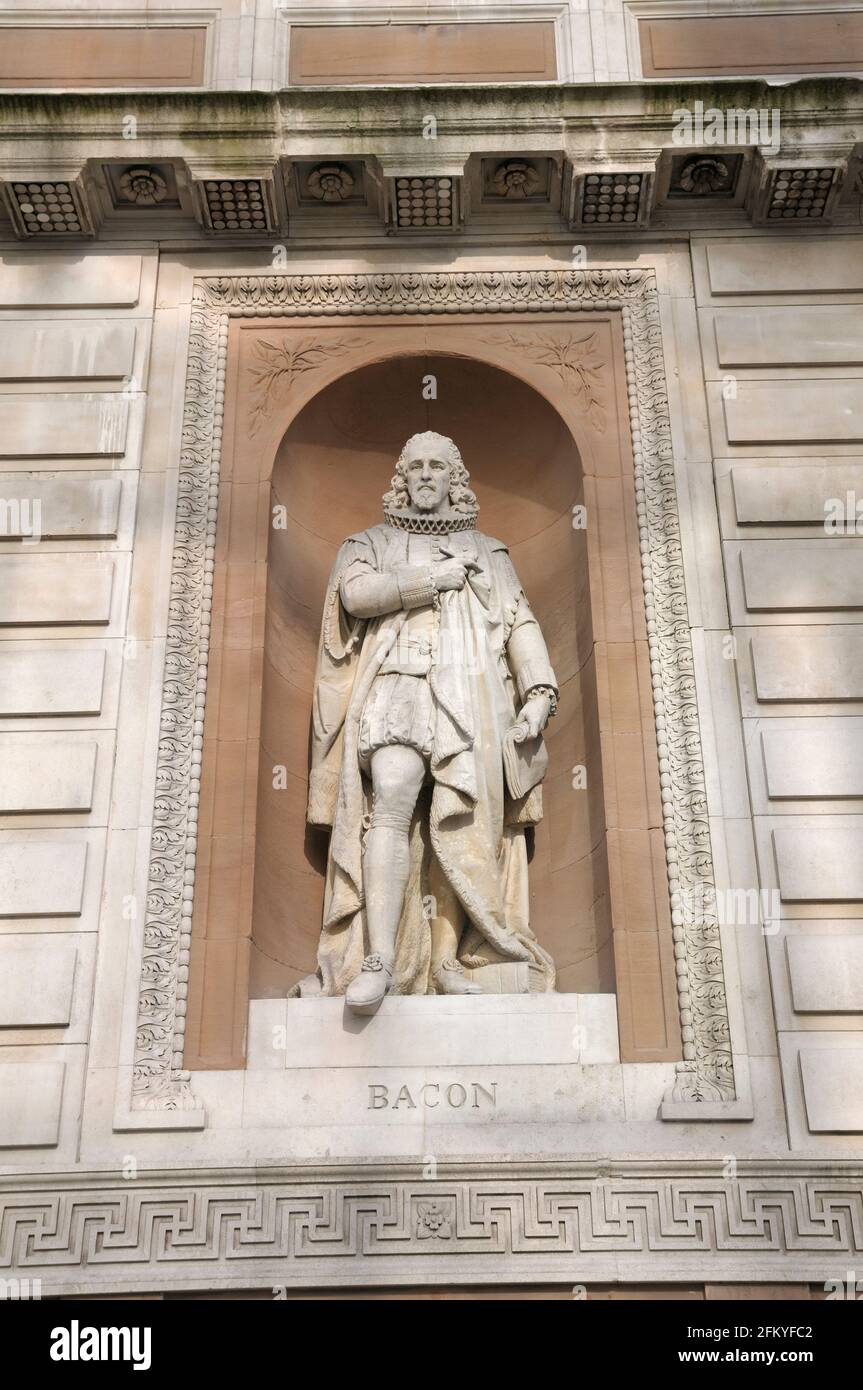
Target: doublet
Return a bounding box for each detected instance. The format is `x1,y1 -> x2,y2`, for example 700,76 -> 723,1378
378,531 -> 448,678
338,521 -> 557,770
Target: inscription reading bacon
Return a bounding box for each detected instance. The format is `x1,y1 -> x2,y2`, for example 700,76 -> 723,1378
368,1081 -> 498,1110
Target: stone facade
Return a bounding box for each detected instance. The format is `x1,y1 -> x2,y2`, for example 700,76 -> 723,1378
0,4 -> 862,1298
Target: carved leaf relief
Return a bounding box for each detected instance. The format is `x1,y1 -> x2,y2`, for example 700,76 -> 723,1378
248,335 -> 371,432
485,330 -> 607,432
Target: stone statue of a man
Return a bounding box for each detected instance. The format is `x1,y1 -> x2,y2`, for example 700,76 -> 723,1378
303,431 -> 558,1013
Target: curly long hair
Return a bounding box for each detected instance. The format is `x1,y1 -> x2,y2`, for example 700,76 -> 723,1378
382,432 -> 478,514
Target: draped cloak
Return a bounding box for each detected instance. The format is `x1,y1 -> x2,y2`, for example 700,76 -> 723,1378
304,522 -> 557,996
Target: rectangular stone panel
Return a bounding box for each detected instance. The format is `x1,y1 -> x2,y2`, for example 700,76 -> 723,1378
0,322 -> 136,381
289,22 -> 557,84
0,475 -> 121,539
0,26 -> 207,87
799,1048 -> 863,1131
787,935 -> 863,1013
752,629 -> 863,702
731,463 -> 863,525
0,736 -> 96,813
767,922 -> 863,1033
0,555 -> 113,626
0,1061 -> 64,1146
741,541 -> 863,611
0,939 -> 76,1025
639,13 -> 863,77
0,649 -> 104,717
774,825 -> 863,901
706,240 -> 863,297
242,1062 -> 626,1130
724,382 -> 863,445
0,840 -> 87,917
714,308 -> 863,368
0,396 -> 128,458
0,255 -> 142,308
763,723 -> 863,800
247,993 -> 620,1070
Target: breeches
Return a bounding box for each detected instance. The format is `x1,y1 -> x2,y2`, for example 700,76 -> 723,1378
358,673 -> 434,771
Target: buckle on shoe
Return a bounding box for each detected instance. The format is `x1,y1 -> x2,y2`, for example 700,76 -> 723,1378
361,953 -> 390,974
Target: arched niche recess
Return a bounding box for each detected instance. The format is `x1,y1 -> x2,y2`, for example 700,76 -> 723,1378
255,353 -> 606,1001
185,338 -> 680,1071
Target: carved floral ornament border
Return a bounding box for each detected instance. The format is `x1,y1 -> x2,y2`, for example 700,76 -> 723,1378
132,268 -> 734,1116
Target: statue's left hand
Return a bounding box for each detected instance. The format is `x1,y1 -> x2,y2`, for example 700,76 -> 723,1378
514,690 -> 553,740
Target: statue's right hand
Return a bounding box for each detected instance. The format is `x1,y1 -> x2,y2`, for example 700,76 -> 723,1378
434,559 -> 469,591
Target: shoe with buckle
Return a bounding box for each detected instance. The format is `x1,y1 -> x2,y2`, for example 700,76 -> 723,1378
346,953 -> 393,1014
433,957 -> 482,996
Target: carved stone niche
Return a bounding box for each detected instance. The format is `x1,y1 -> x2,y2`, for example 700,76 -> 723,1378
290,159 -> 368,207
85,160 -> 199,234
131,271 -> 736,1129
255,352 -> 610,1002
468,154 -> 563,215
649,150 -> 751,229
282,157 -> 387,230
104,162 -> 180,209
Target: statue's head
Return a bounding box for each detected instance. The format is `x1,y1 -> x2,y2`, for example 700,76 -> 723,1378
383,432 -> 478,516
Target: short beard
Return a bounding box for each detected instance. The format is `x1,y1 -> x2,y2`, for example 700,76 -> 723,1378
411,488 -> 443,512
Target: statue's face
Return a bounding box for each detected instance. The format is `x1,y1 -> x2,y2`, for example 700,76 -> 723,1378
403,438 -> 451,512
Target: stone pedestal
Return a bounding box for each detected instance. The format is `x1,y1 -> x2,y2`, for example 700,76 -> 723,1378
244,992 -> 621,1131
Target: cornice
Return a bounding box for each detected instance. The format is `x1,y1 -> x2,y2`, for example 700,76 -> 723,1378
4,1157 -> 863,1190
0,79 -> 862,142
1,80 -> 860,244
